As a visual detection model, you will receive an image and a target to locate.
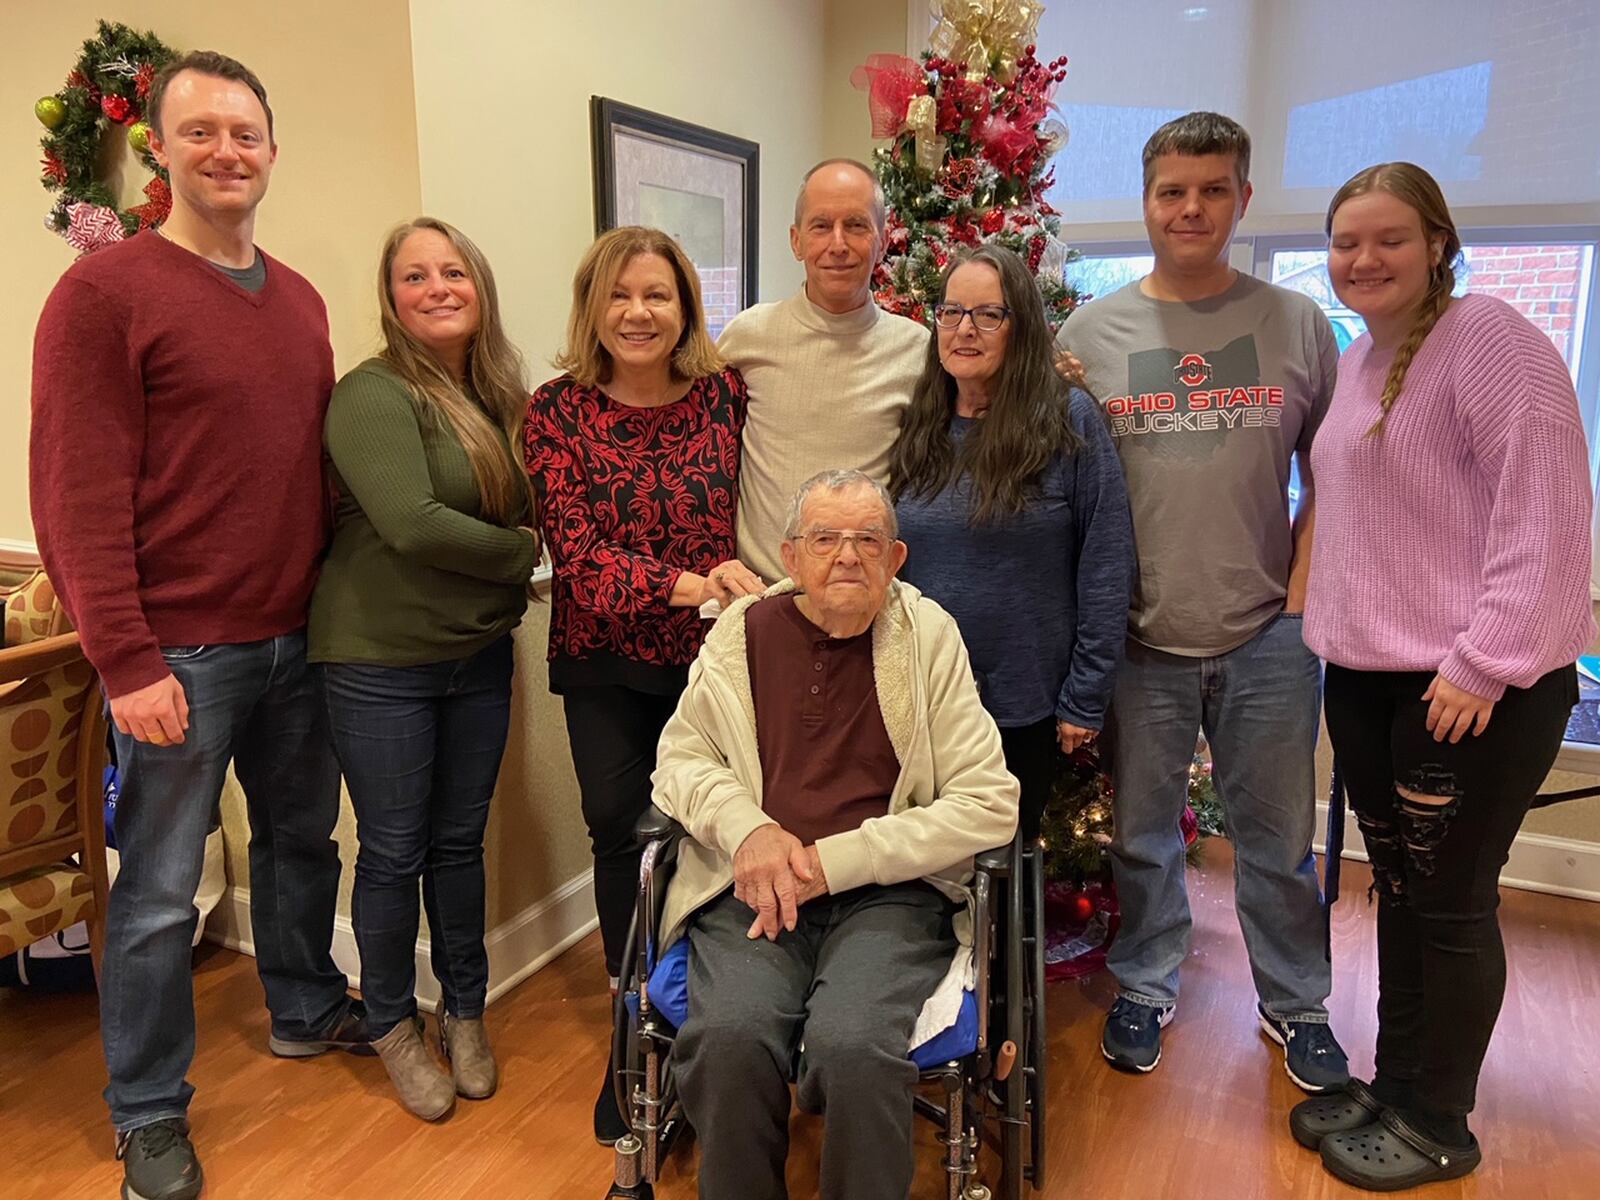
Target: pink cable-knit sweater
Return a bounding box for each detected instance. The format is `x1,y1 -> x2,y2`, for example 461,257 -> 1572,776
1304,293 -> 1595,701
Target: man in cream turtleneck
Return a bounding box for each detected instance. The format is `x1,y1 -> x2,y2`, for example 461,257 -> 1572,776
719,159 -> 930,583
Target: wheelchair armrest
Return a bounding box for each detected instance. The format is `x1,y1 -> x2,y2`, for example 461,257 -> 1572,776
634,805 -> 687,846
975,845 -> 1012,874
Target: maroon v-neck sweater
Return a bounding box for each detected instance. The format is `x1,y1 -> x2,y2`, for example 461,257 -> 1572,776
29,231 -> 335,697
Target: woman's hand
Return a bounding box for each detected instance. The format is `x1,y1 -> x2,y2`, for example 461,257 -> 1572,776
1422,674 -> 1495,743
1057,720 -> 1097,754
1052,349 -> 1087,388
703,559 -> 765,606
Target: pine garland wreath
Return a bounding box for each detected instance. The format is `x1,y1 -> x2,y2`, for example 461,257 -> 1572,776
36,20 -> 177,253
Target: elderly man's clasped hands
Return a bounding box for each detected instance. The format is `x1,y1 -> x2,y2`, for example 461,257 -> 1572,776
733,822 -> 830,940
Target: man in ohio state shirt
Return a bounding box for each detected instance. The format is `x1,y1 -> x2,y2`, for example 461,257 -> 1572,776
1058,112 -> 1347,1093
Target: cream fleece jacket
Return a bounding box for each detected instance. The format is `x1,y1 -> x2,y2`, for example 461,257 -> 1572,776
650,578 -> 1020,952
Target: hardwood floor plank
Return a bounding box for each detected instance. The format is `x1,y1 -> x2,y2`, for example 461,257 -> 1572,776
3,845 -> 1595,1198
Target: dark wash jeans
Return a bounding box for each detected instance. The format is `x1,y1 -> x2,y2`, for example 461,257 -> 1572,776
319,636 -> 514,1039
1323,662 -> 1578,1136
102,632 -> 347,1133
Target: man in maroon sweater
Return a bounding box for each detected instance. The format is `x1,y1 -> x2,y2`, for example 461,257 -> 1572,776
29,52 -> 365,1200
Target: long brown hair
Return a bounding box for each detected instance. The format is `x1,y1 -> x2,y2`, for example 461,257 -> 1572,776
553,226 -> 724,387
377,217 -> 534,530
889,245 -> 1081,524
1325,162 -> 1461,435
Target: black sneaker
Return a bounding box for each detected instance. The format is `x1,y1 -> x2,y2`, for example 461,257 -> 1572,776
268,997 -> 378,1058
594,1060 -> 631,1147
1101,996 -> 1175,1073
1257,1004 -> 1350,1094
117,1119 -> 203,1200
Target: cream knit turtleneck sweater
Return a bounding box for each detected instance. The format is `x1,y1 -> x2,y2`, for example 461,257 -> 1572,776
719,287 -> 930,582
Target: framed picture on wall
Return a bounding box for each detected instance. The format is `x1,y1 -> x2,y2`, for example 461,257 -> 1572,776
590,97 -> 759,339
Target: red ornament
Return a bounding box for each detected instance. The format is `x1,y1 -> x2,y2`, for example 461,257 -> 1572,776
1070,893 -> 1095,923
135,63 -> 156,100
980,207 -> 1005,234
101,94 -> 133,124
42,151 -> 68,185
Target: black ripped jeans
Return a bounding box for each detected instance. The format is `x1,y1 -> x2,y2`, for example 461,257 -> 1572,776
1323,663 -> 1578,1144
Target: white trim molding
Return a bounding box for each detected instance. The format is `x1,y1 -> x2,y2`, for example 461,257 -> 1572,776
1315,802 -> 1600,904
207,869 -> 599,1010
0,538 -> 40,556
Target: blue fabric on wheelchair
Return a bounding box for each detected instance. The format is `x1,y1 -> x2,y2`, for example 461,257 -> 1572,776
631,939 -> 979,1070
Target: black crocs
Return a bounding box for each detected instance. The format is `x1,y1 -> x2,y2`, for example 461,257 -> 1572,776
1289,1078 -> 1386,1148
1320,1109 -> 1482,1191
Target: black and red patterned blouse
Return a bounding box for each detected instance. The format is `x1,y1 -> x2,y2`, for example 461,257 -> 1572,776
523,367 -> 747,692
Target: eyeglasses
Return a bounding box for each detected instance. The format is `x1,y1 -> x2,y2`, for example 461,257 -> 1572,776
932,303 -> 1011,332
794,528 -> 890,560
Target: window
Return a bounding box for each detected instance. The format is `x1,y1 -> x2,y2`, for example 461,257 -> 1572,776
1267,241 -> 1597,374
1064,252 -> 1154,306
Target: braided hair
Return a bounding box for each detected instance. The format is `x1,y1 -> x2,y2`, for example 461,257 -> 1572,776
1325,163 -> 1462,436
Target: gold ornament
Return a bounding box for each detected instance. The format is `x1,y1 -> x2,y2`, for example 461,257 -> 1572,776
36,96 -> 67,129
927,0 -> 1044,83
127,121 -> 152,154
904,94 -> 948,173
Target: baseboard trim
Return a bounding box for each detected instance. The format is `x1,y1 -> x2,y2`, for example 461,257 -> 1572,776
1314,801 -> 1600,903
206,870 -> 598,1011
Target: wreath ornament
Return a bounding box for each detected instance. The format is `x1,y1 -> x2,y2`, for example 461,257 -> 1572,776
36,20 -> 177,256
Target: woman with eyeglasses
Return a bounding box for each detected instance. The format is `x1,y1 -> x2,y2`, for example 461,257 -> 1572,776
890,244 -> 1134,841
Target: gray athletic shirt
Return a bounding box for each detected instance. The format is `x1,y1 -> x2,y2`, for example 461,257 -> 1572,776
1057,273 -> 1337,656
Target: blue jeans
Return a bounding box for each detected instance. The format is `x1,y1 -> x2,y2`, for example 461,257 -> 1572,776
319,636 -> 514,1039
101,632 -> 347,1133
1104,613 -> 1330,1019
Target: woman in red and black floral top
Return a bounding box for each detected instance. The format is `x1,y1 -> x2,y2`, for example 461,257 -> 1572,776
524,226 -> 763,1144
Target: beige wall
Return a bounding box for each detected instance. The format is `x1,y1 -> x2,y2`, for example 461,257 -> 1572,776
2,0 -> 424,542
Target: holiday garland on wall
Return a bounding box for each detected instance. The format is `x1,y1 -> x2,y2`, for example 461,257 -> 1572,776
851,0 -> 1085,329
36,20 -> 176,255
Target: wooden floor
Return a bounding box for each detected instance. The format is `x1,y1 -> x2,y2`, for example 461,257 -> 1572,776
4,846 -> 1597,1200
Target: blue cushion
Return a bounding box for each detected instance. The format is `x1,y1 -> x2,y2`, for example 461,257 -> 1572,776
634,938 -> 979,1067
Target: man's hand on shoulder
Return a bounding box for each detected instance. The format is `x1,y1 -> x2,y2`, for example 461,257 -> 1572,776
110,673 -> 190,746
733,823 -> 815,941
1052,348 -> 1086,389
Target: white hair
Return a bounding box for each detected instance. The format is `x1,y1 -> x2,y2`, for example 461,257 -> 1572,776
783,469 -> 898,539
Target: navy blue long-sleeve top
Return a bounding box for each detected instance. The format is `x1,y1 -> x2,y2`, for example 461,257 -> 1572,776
896,388 -> 1134,729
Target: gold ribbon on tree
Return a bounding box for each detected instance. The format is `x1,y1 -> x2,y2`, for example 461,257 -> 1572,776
904,94 -> 947,173
927,0 -> 1044,83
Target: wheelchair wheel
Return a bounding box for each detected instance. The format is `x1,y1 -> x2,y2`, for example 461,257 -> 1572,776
1024,843 -> 1047,1191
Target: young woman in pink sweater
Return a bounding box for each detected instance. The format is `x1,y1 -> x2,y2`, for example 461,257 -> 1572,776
1298,162 -> 1594,1191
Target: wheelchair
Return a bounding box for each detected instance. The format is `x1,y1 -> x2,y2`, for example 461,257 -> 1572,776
605,807 -> 1048,1200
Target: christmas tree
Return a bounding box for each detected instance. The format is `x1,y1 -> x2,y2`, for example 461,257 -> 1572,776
851,1 -> 1085,328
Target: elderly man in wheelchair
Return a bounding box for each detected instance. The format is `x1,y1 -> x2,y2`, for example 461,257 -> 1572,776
606,469 -> 1046,1200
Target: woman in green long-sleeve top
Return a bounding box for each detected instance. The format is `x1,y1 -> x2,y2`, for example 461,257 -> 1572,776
308,217 -> 537,1121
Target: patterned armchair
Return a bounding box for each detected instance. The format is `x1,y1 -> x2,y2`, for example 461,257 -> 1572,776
0,564 -> 109,979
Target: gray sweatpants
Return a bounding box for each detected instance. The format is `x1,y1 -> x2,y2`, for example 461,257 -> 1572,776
673,883 -> 957,1200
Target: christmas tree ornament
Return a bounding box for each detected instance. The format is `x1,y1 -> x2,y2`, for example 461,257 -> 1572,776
127,121 -> 152,154
35,96 -> 67,129
64,201 -> 126,254
928,0 -> 1044,83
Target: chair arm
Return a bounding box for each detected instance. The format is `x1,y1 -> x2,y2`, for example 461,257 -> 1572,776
0,632 -> 86,688
634,804 -> 687,845
975,844 -> 1012,875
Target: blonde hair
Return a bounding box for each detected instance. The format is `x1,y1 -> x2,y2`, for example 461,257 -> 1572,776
377,217 -> 536,534
1325,162 -> 1461,436
554,227 -> 724,387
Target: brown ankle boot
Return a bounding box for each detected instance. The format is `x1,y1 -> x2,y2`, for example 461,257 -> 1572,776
373,1016 -> 455,1120
439,1012 -> 498,1099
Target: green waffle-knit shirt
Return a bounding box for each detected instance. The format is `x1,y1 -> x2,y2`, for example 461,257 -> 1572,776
308,358 -> 537,666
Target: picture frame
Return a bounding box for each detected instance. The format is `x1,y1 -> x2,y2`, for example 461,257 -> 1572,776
589,97 -> 760,337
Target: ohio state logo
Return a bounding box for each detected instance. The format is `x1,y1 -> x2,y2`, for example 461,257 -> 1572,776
1174,354 -> 1213,387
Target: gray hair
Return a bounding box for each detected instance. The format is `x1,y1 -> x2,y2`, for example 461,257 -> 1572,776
783,469 -> 898,539
793,158 -> 888,232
